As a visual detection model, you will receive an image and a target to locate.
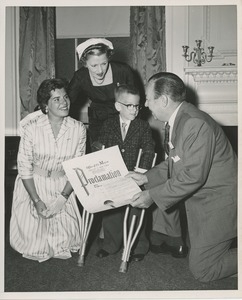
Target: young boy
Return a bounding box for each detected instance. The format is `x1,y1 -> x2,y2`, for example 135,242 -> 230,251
95,84 -> 155,262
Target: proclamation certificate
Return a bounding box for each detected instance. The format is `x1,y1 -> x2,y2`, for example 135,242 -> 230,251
62,146 -> 141,213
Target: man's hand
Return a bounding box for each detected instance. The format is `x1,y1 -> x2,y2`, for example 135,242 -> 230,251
126,171 -> 148,186
130,190 -> 153,209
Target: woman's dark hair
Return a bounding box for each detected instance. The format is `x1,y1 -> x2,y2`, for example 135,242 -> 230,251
148,72 -> 186,103
37,78 -> 68,113
80,43 -> 114,64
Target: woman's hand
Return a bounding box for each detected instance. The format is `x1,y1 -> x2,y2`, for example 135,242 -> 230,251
126,171 -> 148,186
22,178 -> 51,218
45,195 -> 67,217
34,200 -> 49,219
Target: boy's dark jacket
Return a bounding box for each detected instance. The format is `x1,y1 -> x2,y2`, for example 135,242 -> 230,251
98,115 -> 155,171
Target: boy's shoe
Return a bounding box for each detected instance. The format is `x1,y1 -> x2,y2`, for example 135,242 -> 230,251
96,249 -> 109,258
130,253 -> 145,262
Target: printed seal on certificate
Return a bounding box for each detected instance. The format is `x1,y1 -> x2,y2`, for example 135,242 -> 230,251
62,146 -> 141,213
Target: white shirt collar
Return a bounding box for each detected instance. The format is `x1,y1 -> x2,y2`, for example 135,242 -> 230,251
119,116 -> 131,127
167,101 -> 184,139
119,116 -> 131,133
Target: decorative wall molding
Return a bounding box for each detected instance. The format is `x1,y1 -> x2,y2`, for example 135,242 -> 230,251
184,66 -> 237,126
201,6 -> 237,65
169,6 -> 237,126
203,6 -> 211,43
184,66 -> 237,84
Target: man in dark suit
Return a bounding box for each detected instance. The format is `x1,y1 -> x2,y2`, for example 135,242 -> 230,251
128,72 -> 237,282
95,84 -> 155,262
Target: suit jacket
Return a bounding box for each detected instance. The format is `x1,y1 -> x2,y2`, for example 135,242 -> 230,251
98,115 -> 155,171
146,102 -> 237,248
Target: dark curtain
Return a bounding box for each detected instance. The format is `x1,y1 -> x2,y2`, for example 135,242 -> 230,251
130,6 -> 166,85
19,7 -> 55,119
130,7 -> 167,229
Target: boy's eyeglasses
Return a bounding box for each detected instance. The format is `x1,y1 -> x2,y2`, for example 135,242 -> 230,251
117,102 -> 142,111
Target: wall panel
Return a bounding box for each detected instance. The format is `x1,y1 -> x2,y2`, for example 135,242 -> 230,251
56,7 -> 130,38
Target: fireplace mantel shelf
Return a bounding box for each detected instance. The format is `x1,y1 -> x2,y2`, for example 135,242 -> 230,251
184,66 -> 237,84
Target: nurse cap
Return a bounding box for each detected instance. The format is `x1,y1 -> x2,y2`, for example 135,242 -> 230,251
76,38 -> 114,60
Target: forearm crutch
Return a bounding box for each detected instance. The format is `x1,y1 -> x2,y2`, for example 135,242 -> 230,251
119,150 -> 157,273
77,144 -> 105,267
119,205 -> 145,273
77,209 -> 94,266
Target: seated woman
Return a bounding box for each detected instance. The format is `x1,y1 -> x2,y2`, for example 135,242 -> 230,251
10,78 -> 86,262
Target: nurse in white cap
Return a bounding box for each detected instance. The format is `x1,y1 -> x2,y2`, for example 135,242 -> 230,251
68,38 -> 135,151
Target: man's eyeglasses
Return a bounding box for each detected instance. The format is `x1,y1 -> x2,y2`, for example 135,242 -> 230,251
117,102 -> 142,111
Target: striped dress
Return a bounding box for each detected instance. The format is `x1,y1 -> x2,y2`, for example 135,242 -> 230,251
10,111 -> 86,262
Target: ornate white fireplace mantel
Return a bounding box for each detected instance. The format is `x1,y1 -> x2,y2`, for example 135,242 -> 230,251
185,66 -> 237,85
184,66 -> 238,126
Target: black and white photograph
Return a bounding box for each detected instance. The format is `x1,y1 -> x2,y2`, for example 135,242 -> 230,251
1,1 -> 241,299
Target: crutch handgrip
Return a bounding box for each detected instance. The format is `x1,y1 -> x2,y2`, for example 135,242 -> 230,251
152,153 -> 157,167
135,149 -> 142,168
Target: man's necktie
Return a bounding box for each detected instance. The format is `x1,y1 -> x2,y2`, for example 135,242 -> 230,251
163,123 -> 170,156
121,122 -> 127,140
